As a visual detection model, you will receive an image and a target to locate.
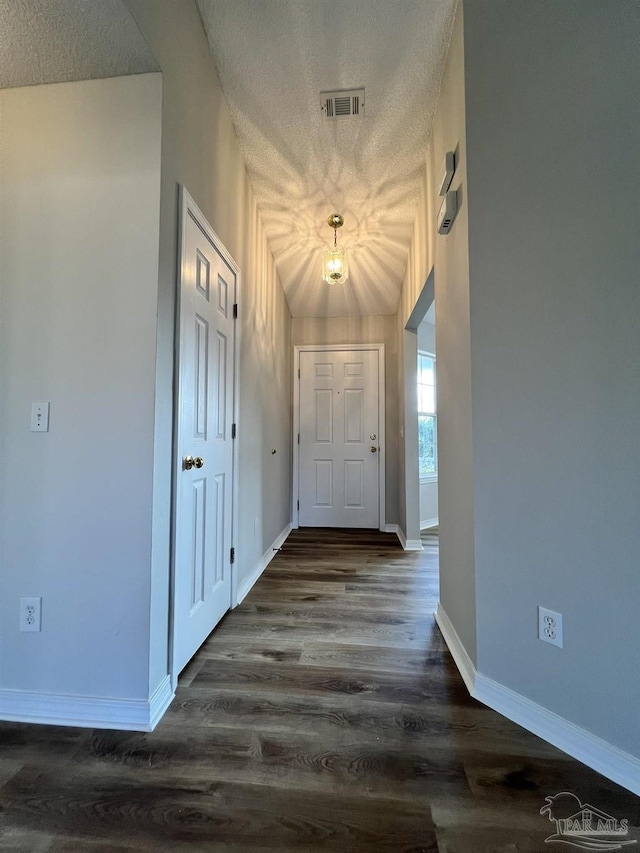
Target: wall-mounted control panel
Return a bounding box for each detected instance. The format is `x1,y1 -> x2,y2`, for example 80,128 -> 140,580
437,190 -> 458,234
439,150 -> 455,196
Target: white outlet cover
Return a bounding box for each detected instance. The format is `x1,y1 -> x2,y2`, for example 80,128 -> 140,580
538,606 -> 563,649
20,596 -> 42,632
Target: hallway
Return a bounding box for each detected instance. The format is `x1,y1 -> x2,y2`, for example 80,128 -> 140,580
0,529 -> 637,851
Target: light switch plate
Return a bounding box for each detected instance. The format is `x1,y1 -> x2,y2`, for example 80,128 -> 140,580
31,402 -> 50,432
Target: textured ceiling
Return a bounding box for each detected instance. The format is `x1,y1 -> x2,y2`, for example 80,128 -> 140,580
1,1 -> 453,318
0,0 -> 158,90
197,0 -> 456,317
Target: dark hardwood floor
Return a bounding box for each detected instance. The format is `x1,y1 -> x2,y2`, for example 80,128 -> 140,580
1,528 -> 638,851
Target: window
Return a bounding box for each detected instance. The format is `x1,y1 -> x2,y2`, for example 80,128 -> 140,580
418,351 -> 437,479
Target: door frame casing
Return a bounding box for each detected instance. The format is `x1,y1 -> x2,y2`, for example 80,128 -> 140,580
169,186 -> 241,690
292,344 -> 386,531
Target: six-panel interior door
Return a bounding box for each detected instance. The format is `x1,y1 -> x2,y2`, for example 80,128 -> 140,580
298,349 -> 379,528
173,198 -> 236,678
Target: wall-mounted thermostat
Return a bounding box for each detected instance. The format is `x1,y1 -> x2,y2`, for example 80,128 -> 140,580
437,190 -> 458,234
438,150 -> 455,196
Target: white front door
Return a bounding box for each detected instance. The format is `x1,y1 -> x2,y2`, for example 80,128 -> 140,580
172,189 -> 237,678
298,348 -> 380,528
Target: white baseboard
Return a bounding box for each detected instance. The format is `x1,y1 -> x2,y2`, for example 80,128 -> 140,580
435,603 -> 475,694
435,602 -> 640,797
235,522 -> 292,605
385,524 -> 426,552
148,675 -> 175,730
420,517 -> 439,530
474,673 -> 640,797
0,674 -> 174,732
393,525 -> 423,551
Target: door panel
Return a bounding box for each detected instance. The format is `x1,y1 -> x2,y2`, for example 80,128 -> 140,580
215,331 -> 228,438
344,389 -> 363,443
315,390 -> 332,442
190,477 -> 206,609
344,460 -> 364,507
194,316 -> 208,438
173,196 -> 236,678
212,472 -> 225,584
315,460 -> 333,507
299,349 -> 379,528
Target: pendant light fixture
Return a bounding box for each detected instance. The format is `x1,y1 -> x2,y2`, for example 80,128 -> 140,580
322,214 -> 349,284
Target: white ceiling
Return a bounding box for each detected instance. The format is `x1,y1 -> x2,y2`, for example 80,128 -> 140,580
0,0 -> 157,90
1,0 -> 454,319
197,0 -> 456,318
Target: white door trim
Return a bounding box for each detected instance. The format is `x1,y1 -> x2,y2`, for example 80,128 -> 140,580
169,186 -> 241,690
292,344 -> 385,531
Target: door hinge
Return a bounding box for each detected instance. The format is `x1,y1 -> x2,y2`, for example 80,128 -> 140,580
230,547 -> 235,564
231,423 -> 237,439
233,303 -> 238,319
298,368 -> 300,378
297,433 -> 300,444
297,499 -> 299,511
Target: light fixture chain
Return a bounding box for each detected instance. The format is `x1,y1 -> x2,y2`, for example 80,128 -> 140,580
322,213 -> 349,285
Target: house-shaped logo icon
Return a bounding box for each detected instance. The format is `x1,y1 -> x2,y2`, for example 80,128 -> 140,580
541,792 -> 637,850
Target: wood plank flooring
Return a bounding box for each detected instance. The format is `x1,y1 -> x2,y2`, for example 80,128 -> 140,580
1,528 -> 638,851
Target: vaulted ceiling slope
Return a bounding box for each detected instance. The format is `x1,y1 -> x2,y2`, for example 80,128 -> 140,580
1,1 -> 454,319
197,0 -> 456,318
0,0 -> 158,90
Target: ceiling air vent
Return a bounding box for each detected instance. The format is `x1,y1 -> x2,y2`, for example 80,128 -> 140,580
321,89 -> 365,121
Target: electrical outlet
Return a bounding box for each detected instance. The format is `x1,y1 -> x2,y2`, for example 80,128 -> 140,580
538,606 -> 562,648
20,597 -> 42,632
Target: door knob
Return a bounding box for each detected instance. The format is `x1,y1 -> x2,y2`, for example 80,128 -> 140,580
183,455 -> 204,470
370,446 -> 378,453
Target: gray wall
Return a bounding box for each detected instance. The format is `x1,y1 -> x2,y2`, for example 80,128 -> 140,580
124,0 -> 293,691
464,0 -> 640,755
418,321 -> 438,528
399,327 -> 420,543
425,4 -> 477,660
396,5 -> 475,606
417,321 -> 435,354
397,0 -> 640,766
0,74 -> 163,698
1,0 -> 293,712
